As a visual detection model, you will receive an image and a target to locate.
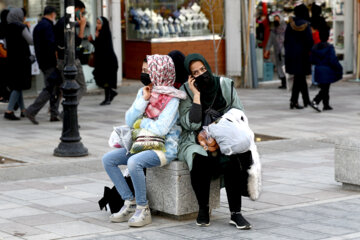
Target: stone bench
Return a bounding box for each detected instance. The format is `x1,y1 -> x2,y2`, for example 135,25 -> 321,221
335,138 -> 360,191
146,160 -> 220,219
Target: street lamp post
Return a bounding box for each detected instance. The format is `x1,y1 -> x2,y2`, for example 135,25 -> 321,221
54,0 -> 88,157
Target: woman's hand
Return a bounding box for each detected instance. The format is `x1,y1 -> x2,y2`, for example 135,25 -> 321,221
88,35 -> 93,42
143,86 -> 152,101
188,75 -> 201,104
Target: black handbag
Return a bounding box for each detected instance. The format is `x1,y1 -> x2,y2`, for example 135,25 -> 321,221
98,175 -> 135,214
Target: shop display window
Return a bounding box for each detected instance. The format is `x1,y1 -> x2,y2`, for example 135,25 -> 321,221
125,0 -> 222,40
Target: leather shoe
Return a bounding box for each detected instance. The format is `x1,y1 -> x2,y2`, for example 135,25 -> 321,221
290,102 -> 304,109
50,115 -> 60,122
25,112 -> 39,125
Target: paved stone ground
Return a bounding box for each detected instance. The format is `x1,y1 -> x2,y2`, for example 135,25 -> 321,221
0,79 -> 360,239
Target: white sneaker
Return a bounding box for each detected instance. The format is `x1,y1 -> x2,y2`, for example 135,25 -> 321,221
109,199 -> 136,223
128,205 -> 152,227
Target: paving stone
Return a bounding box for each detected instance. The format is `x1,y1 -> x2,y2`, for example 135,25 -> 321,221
11,213 -> 74,226
29,196 -> 88,207
129,230 -> 187,240
1,188 -> 60,201
0,206 -> 46,219
36,221 -> 111,237
161,225 -> 222,239
264,226 -> 329,240
23,233 -> 62,240
0,222 -> 46,237
296,222 -> 356,236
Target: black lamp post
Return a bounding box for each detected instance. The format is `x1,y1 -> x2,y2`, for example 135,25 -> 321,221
54,0 -> 88,157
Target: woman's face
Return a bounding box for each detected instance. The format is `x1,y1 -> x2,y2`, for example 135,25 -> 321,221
190,60 -> 207,78
142,62 -> 149,74
96,19 -> 102,31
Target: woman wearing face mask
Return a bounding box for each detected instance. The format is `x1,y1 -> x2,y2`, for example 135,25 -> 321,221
4,8 -> 33,120
102,55 -> 186,227
89,16 -> 118,105
178,53 -> 252,230
264,13 -> 287,89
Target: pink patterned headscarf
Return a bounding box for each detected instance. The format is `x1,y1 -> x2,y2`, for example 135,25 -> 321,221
145,55 -> 187,119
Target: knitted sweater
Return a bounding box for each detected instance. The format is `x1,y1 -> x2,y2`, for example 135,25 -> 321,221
125,88 -> 181,166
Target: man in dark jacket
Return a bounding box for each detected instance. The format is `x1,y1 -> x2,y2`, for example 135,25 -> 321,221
25,6 -> 61,124
54,0 -> 87,105
285,4 -> 319,112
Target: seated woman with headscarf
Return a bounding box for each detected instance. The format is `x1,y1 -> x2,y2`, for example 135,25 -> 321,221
177,53 -> 252,229
102,54 -> 186,227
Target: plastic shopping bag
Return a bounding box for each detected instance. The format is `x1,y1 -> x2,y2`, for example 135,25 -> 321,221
108,125 -> 132,153
208,109 -> 254,155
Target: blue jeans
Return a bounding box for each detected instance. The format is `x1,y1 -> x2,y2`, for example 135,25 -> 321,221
102,148 -> 161,206
7,90 -> 25,111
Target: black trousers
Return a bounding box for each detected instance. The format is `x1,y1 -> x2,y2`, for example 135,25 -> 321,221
313,83 -> 330,107
291,74 -> 310,105
190,153 -> 242,213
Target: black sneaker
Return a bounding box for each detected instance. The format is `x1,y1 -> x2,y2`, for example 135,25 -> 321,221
310,101 -> 321,112
229,212 -> 252,230
196,207 -> 210,227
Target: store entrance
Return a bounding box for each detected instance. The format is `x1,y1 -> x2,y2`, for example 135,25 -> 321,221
255,0 -> 353,84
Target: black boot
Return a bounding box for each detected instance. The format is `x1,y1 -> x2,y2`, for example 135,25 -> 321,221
4,112 -> 20,120
109,89 -> 118,102
100,88 -> 111,106
278,77 -> 286,89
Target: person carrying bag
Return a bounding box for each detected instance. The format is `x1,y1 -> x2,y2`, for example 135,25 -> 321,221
178,53 -> 261,230
102,54 -> 186,228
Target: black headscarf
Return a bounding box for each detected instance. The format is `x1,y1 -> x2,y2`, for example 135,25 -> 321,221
310,3 -> 327,31
184,53 -> 226,111
294,4 -> 310,21
0,9 -> 9,39
168,50 -> 187,89
94,16 -> 118,69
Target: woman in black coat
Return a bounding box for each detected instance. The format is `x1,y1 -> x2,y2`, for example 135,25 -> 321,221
0,9 -> 10,102
89,16 -> 118,105
4,8 -> 33,120
284,4 -> 319,112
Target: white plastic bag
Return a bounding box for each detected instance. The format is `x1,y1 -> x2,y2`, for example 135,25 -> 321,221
108,125 -> 132,153
208,109 -> 254,155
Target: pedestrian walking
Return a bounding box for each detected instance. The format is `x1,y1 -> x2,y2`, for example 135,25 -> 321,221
264,13 -> 287,89
3,8 -> 33,120
310,27 -> 342,111
88,16 -> 118,105
54,0 -> 87,106
310,3 -> 328,89
285,4 -> 319,112
25,6 -> 61,125
177,53 -> 254,229
0,9 -> 10,103
102,55 -> 186,227
168,50 -> 187,89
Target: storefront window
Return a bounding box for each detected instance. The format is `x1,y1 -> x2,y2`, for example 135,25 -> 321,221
125,0 -> 224,40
